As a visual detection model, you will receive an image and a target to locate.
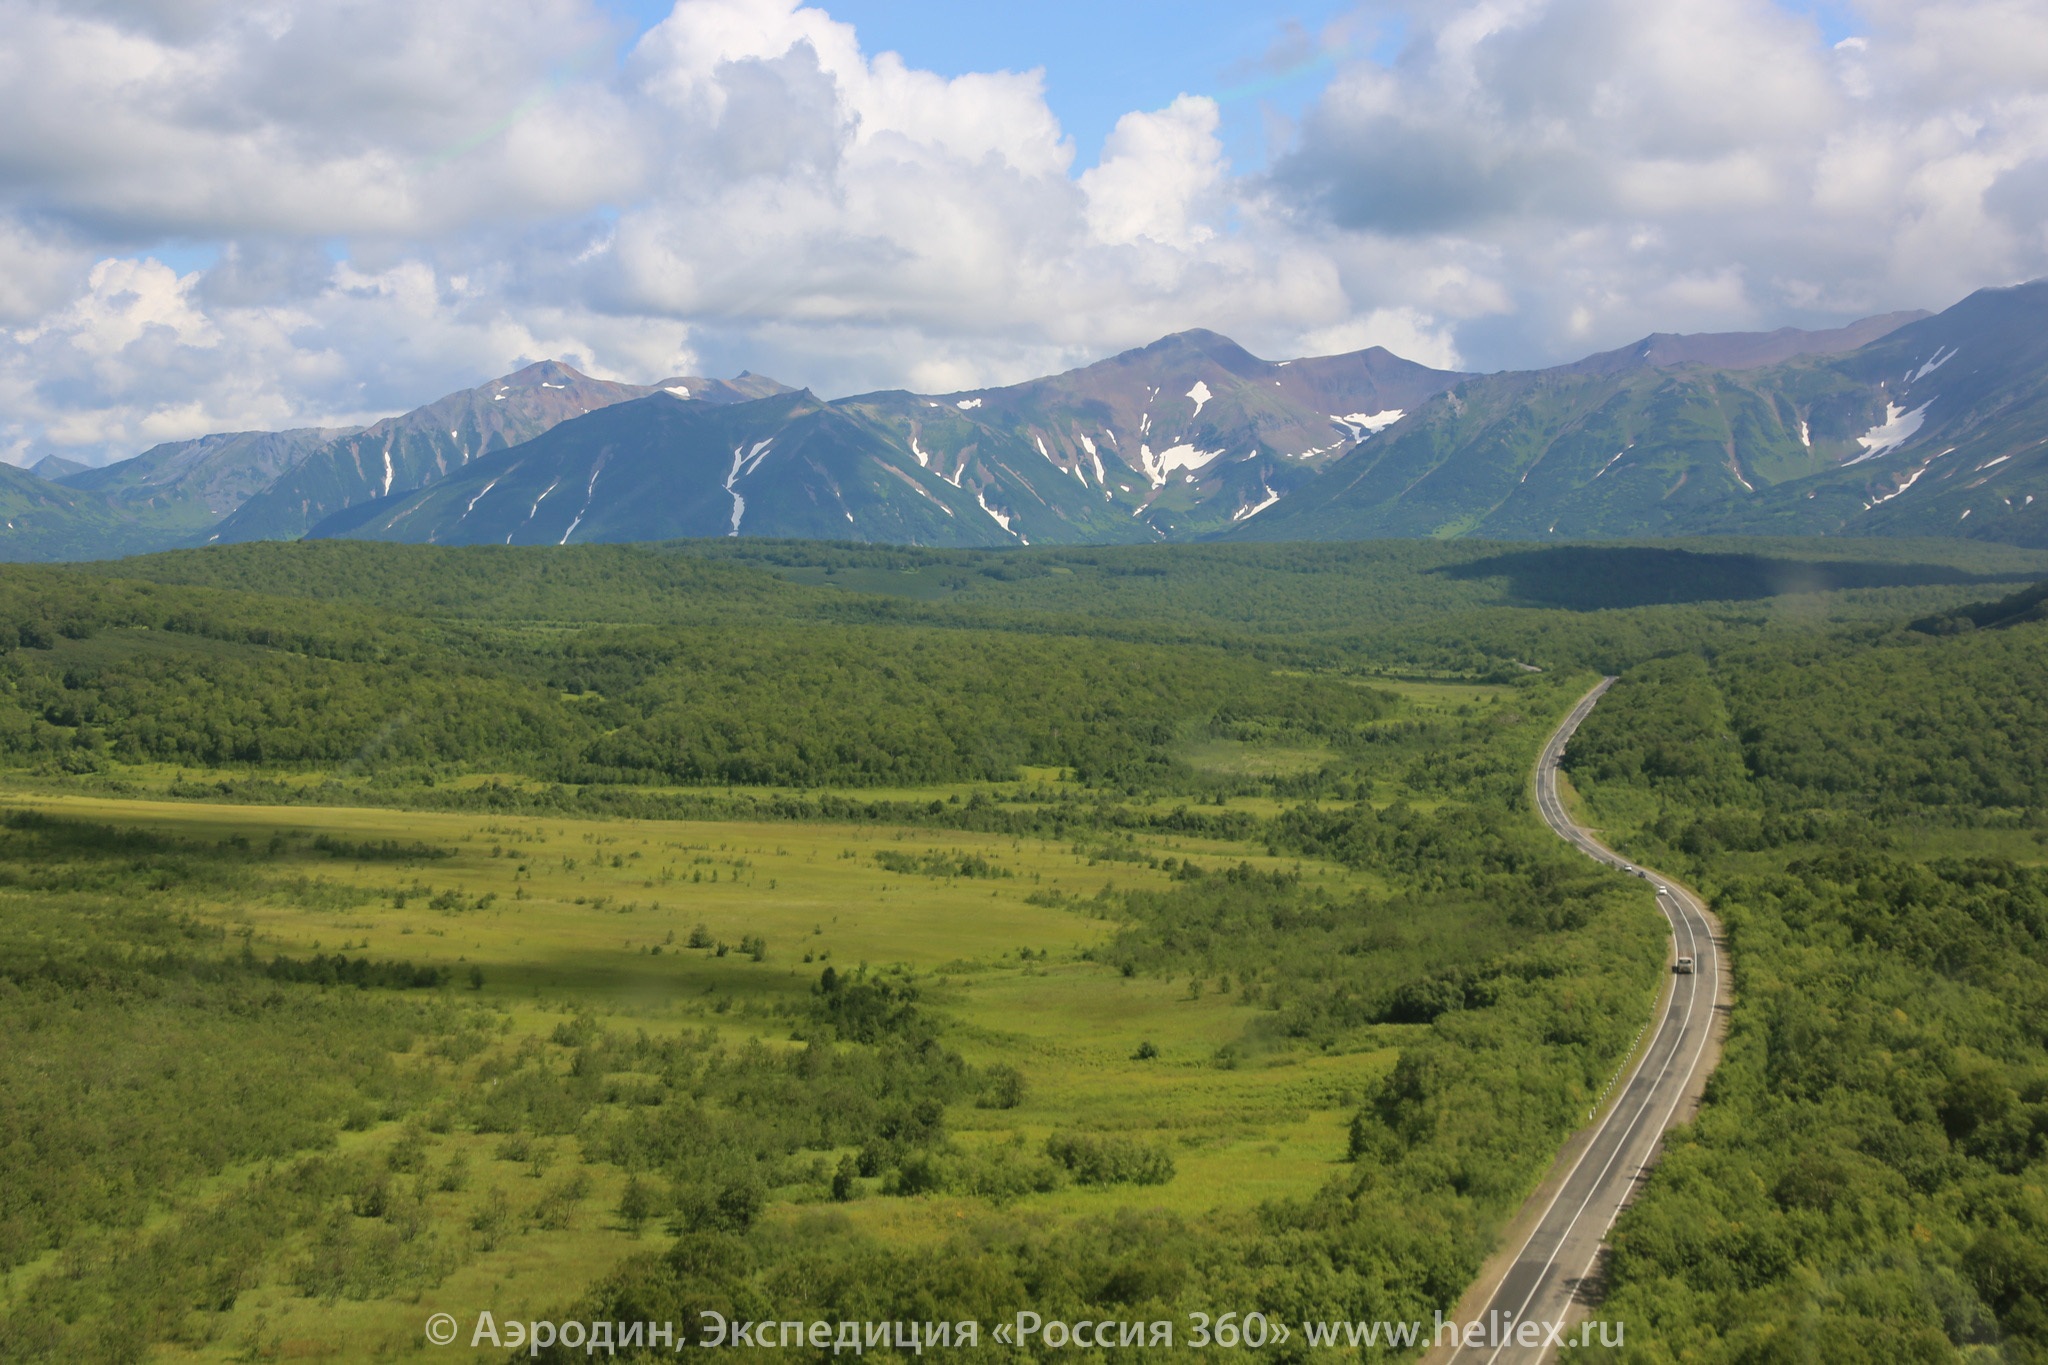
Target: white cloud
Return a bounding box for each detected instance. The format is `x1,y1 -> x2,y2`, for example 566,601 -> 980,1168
1274,0 -> 2048,365
1080,96 -> 1226,249
2,0 -> 2047,465
1,253 -> 698,461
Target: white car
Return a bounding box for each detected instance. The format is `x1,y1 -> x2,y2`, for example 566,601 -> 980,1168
1673,956 -> 1695,974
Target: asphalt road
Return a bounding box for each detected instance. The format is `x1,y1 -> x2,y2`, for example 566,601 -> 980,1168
1438,676 -> 1725,1364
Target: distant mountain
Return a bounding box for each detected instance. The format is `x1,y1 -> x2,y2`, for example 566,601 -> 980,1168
1231,287 -> 2048,545
2,428 -> 355,558
61,427 -> 359,539
311,332 -> 1470,549
28,455 -> 91,481
1559,312 -> 1928,376
851,329 -> 1468,538
0,362 -> 789,560
0,461 -> 149,562
211,362 -> 791,544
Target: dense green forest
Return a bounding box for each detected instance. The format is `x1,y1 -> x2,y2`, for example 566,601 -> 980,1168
0,537 -> 2044,1361
1,534 -> 2033,800
1564,614 -> 2048,1362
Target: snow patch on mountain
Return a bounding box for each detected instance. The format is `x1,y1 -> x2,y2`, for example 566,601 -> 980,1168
1868,458 -> 1935,507
1849,401 -> 1933,464
1328,410 -> 1404,442
1910,348 -> 1957,383
1186,380 -> 1211,419
1232,485 -> 1281,521
460,476 -> 501,519
956,397 -> 982,410
1142,442 -> 1223,487
975,489 -> 1016,536
723,446 -> 748,535
1081,433 -> 1110,480
527,478 -> 561,521
558,458 -> 607,546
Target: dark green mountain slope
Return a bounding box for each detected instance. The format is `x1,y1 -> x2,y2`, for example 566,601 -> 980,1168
308,390 -> 1101,549
1234,283 -> 2048,544
0,462 -> 149,562
0,365 -> 791,561
0,428 -> 354,560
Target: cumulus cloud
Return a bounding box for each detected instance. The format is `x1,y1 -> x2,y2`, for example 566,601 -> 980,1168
1275,0 -> 2048,365
2,0 -> 2046,464
1080,96 -> 1227,249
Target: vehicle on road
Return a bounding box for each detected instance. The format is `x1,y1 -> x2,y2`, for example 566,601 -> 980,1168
1673,956 -> 1695,974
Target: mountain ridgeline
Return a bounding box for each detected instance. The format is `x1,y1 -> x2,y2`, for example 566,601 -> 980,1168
11,279 -> 2048,558
1236,284 -> 2048,545
317,331 -> 1462,549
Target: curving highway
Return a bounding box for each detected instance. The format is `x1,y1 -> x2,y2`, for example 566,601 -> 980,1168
1431,677 -> 1726,1364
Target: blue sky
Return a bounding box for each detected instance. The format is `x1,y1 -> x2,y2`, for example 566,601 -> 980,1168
602,0 -> 1375,170
600,0 -> 1859,172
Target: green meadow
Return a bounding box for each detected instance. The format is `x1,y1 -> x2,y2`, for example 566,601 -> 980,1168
0,789 -> 1391,1359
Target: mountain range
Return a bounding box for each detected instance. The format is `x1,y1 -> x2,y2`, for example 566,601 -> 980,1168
9,280 -> 2048,559
314,330 -> 1461,549
1236,284 -> 2048,544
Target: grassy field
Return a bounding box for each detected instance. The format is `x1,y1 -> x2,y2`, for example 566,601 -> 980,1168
0,789 -> 1389,1360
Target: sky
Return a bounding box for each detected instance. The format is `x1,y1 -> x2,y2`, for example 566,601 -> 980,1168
3,0 -> 2047,466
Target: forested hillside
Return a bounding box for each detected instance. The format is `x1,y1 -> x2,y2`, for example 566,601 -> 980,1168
1565,608 -> 2048,1361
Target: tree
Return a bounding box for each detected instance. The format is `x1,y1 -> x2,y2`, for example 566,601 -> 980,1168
618,1177 -> 655,1233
